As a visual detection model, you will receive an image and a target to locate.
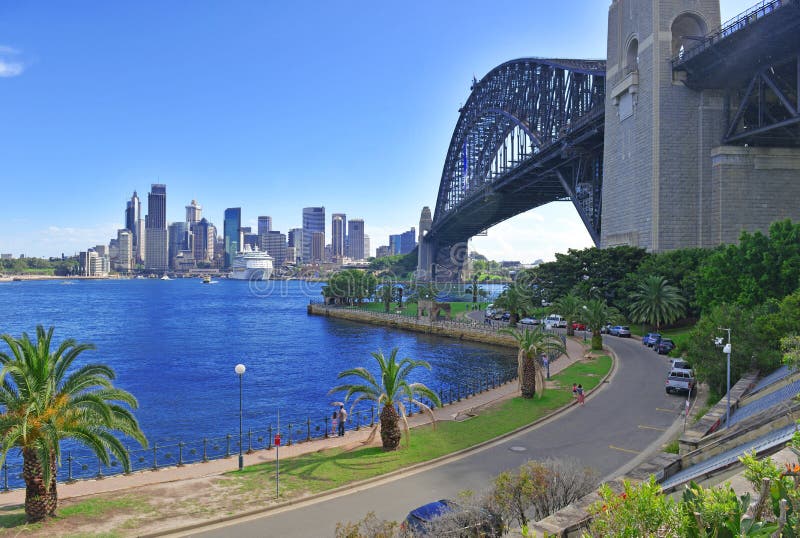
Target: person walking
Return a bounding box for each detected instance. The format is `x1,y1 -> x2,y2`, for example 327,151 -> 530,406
331,410 -> 338,436
577,384 -> 585,405
338,405 -> 347,436
572,383 -> 578,400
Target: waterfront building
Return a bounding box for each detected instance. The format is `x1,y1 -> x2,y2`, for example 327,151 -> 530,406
376,245 -> 391,258
258,216 -> 272,237
263,230 -> 287,267
186,199 -> 202,225
223,207 -> 241,269
145,184 -> 168,273
117,229 -> 133,273
244,232 -> 259,250
191,218 -> 215,263
347,219 -> 365,260
302,207 -> 324,264
79,249 -> 109,277
331,213 -> 346,259
168,221 -> 193,270
311,231 -> 325,263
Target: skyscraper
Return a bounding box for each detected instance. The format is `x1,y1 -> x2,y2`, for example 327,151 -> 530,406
145,184 -> 168,272
347,219 -> 365,260
186,200 -> 202,224
331,213 -> 346,259
168,221 -> 192,269
302,207 -> 325,264
117,229 -> 133,273
311,231 -> 325,263
223,208 -> 241,269
258,216 -> 272,236
288,228 -> 303,265
264,231 -> 287,267
125,191 -> 144,264
192,218 -> 214,263
400,228 -> 416,254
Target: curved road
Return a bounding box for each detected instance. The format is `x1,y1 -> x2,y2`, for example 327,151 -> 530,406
188,336 -> 685,537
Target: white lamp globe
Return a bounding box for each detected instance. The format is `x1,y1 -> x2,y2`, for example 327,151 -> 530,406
235,364 -> 246,375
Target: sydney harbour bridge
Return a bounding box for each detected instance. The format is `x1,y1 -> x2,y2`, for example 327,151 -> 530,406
417,0 -> 800,281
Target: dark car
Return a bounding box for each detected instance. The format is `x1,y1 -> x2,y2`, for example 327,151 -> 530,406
501,312 -> 511,321
402,499 -> 503,536
643,333 -> 661,346
656,338 -> 675,354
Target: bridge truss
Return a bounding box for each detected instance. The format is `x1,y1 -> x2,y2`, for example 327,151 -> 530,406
423,58 -> 605,279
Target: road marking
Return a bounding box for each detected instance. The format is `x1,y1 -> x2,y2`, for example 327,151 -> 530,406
638,425 -> 667,432
609,445 -> 640,454
656,407 -> 679,414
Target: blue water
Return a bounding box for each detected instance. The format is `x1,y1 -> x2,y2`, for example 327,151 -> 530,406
0,279 -> 515,451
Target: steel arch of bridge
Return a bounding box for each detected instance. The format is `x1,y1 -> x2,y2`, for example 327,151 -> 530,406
430,58 -> 606,250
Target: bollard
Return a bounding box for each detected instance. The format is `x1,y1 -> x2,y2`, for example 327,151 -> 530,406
306,417 -> 311,442
202,438 -> 208,462
226,434 -> 231,458
355,411 -> 360,431
248,429 -> 253,453
66,452 -> 74,483
324,415 -> 329,438
152,443 -> 159,470
177,442 -> 184,466
288,424 -> 293,446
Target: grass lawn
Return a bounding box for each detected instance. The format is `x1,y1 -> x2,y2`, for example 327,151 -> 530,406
229,355 -> 612,498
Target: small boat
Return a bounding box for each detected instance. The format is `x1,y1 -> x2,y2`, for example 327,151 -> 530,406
160,274 -> 171,280
201,275 -> 212,284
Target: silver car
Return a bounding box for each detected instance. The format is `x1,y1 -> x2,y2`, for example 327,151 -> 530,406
616,326 -> 631,337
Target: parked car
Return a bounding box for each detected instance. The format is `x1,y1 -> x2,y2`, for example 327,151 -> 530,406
656,338 -> 675,354
544,314 -> 567,328
616,326 -> 631,337
666,368 -> 696,395
501,312 -> 511,321
643,333 -> 661,346
671,359 -> 692,370
492,311 -> 505,320
401,499 -> 503,536
600,323 -> 613,334
572,322 -> 587,331
519,317 -> 538,325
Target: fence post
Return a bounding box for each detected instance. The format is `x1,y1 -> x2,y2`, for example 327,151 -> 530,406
96,456 -> 104,479
202,438 -> 208,462
306,417 -> 311,442
226,434 -> 231,458
66,452 -> 74,483
248,429 -> 253,453
324,415 -> 329,438
370,406 -> 375,426
2,462 -> 9,492
178,442 -> 184,466
152,443 -> 158,470
288,424 -> 293,446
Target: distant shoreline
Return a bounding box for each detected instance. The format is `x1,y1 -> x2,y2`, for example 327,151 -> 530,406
0,275 -> 110,283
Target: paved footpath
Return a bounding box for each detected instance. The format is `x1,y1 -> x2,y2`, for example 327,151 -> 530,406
0,333 -> 587,510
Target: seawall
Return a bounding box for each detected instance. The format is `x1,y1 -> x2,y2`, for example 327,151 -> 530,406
307,304 -> 518,349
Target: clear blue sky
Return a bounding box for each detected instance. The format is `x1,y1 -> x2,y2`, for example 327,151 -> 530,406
0,1 -> 756,261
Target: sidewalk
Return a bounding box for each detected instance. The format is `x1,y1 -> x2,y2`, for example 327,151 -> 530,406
0,335 -> 590,509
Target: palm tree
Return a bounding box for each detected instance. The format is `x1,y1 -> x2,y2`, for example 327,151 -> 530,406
628,275 -> 686,330
0,326 -> 147,522
582,299 -> 620,351
553,293 -> 584,337
329,348 -> 441,451
494,284 -> 531,327
501,327 -> 566,399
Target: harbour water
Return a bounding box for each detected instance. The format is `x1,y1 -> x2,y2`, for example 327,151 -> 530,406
0,278 -> 515,448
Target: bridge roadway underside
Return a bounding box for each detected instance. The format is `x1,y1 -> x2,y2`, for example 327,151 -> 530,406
427,116 -> 604,249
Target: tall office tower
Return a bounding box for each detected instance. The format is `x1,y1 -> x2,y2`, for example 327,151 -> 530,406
364,235 -> 370,259
285,245 -> 296,265
288,227 -> 303,264
347,219 -> 365,260
244,233 -> 259,249
376,245 -> 391,258
191,218 -> 214,263
125,191 -> 144,264
311,231 -> 325,262
168,221 -> 192,269
145,184 -> 168,272
186,199 -> 202,225
389,234 -> 401,255
117,229 -> 133,273
258,216 -> 272,236
223,208 -> 241,269
399,228 -> 416,254
263,231 -> 287,267
302,207 -> 325,264
331,213 -> 346,259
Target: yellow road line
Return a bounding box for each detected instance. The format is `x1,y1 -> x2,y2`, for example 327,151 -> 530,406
638,425 -> 667,432
609,445 -> 640,454
656,407 -> 679,414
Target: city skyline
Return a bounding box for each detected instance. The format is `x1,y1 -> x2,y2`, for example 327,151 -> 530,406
0,1 -> 756,261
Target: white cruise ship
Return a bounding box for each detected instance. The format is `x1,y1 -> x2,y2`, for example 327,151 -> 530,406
230,245 -> 274,281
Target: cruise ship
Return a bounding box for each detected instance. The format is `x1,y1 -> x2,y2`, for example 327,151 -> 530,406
230,245 -> 274,281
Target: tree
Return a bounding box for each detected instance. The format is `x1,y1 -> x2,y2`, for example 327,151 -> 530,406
501,327 -> 565,398
493,284 -> 532,327
581,299 -> 620,351
375,283 -> 398,313
0,326 -> 147,522
553,293 -> 585,337
322,270 -> 378,305
628,275 -> 686,330
329,348 -> 441,451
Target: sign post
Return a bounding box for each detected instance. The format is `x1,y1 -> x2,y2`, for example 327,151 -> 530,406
275,410 -> 280,499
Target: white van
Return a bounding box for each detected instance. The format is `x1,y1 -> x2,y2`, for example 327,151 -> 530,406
544,314 -> 567,328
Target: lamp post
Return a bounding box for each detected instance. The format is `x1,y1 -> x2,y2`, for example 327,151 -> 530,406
235,363 -> 246,470
716,329 -> 732,428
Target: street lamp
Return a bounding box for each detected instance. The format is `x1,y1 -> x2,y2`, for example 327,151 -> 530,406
235,363 -> 246,470
716,329 -> 732,428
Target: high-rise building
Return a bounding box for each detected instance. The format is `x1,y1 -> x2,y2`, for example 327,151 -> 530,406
244,233 -> 259,249
79,249 -> 109,277
191,218 -> 215,263
145,184 -> 168,272
125,191 -> 144,264
285,245 -> 296,265
168,221 -> 192,269
400,228 -> 416,254
389,234 -> 402,255
288,228 -> 303,264
364,234 -> 370,259
331,213 -> 346,259
258,216 -> 272,236
311,231 -> 325,262
302,207 -> 325,264
347,219 -> 365,260
223,208 -> 241,269
186,200 -> 202,224
263,231 -> 287,267
376,245 -> 391,258
117,229 -> 133,273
